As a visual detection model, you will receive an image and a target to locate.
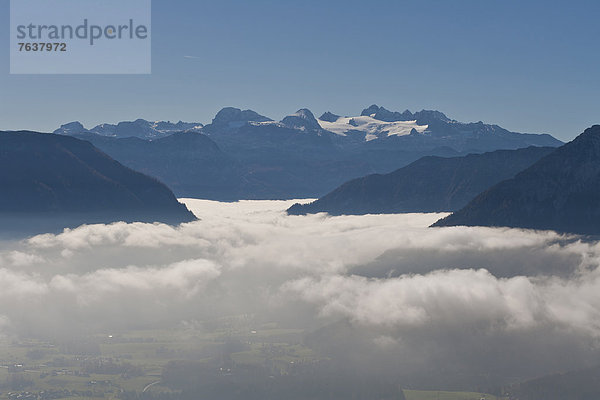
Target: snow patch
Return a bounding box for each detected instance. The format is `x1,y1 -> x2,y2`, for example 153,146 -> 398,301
318,115 -> 428,139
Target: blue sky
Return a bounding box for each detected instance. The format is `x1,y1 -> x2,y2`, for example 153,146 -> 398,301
0,0 -> 598,141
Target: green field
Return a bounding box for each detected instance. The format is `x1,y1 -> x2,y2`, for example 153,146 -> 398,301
404,390 -> 506,400
0,319 -> 321,399
0,320 -> 510,400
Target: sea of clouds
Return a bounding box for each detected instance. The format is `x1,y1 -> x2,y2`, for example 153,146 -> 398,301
0,199 -> 599,384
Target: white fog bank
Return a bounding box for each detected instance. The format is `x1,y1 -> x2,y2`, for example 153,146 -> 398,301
0,199 -> 598,379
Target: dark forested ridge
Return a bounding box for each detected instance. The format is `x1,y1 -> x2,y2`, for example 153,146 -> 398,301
288,146 -> 555,215
433,125 -> 600,235
0,131 -> 195,235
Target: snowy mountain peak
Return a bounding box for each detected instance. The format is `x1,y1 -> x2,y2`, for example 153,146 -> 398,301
293,108 -> 316,119
319,112 -> 341,123
281,109 -> 322,131
211,107 -> 272,128
318,114 -> 428,140
361,104 -> 416,122
360,105 -> 414,122
361,104 -> 382,117
359,105 -> 452,124
53,121 -> 88,135
413,109 -> 451,124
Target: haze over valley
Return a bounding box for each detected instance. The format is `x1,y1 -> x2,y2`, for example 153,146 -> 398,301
1,199 -> 600,399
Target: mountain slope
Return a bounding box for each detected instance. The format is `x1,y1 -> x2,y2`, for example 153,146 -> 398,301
0,131 -> 196,234
433,125 -> 600,235
287,146 -> 556,215
68,131 -> 245,200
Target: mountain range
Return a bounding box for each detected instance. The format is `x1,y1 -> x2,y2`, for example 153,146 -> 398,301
54,105 -> 563,200
287,146 -> 556,215
433,125 -> 600,235
54,119 -> 203,140
0,131 -> 196,236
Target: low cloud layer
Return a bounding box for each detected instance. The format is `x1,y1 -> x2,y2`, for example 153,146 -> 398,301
0,199 -> 599,383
